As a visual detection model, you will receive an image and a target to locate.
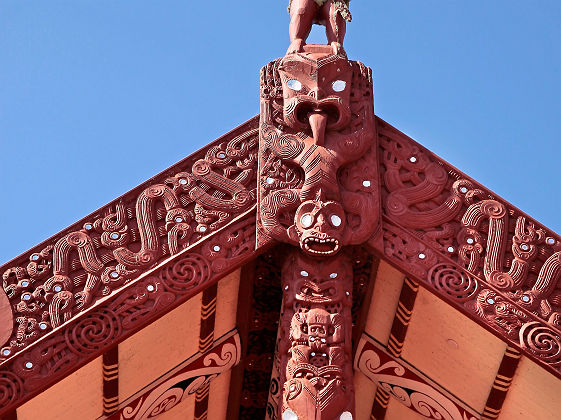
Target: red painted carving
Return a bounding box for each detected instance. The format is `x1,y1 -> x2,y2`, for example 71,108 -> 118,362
374,117 -> 561,377
355,334 -> 479,420
280,251 -> 354,420
0,120 -> 259,360
0,212 -> 259,417
105,330 -> 241,420
287,0 -> 351,55
0,289 -> 12,349
258,47 -> 380,256
258,45 -> 379,419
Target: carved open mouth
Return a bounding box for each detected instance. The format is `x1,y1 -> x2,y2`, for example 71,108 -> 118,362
303,237 -> 340,255
295,102 -> 341,128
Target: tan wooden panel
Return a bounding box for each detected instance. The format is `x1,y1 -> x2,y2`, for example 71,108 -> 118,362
208,369 -> 232,419
154,392 -> 196,420
385,396 -> 429,420
215,269 -> 241,339
17,357 -> 102,420
119,293 -> 202,401
364,260 -> 405,345
499,356 -> 561,420
353,370 -> 377,420
401,287 -> 506,412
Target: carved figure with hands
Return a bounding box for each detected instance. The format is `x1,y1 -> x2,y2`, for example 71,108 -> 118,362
287,0 -> 351,55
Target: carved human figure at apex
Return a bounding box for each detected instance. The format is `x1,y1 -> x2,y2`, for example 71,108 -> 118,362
287,0 -> 352,55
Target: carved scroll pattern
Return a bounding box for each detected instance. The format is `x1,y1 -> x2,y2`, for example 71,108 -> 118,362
0,214 -> 258,417
379,117 -> 561,323
377,117 -> 561,374
355,334 -> 479,420
0,120 -> 259,358
107,331 -> 241,420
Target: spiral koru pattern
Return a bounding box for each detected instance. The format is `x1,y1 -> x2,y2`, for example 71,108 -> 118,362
0,371 -> 24,408
428,263 -> 478,302
159,254 -> 211,294
65,309 -> 122,355
520,322 -> 561,367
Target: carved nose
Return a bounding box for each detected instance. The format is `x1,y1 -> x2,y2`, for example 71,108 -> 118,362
308,112 -> 328,146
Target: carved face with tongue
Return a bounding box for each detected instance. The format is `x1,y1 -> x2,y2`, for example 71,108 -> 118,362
278,50 -> 352,144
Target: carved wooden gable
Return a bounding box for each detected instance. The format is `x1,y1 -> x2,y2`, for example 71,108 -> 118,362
1,44 -> 560,420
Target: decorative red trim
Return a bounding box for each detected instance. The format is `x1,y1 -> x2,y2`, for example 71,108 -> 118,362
355,333 -> 479,420
370,115 -> 561,379
373,216 -> 561,380
1,411 -> 17,420
369,276 -> 419,419
102,346 -> 119,415
387,277 -> 419,358
481,346 -> 521,420
194,283 -> 218,419
370,388 -> 390,420
0,212 -> 262,417
102,329 -> 241,420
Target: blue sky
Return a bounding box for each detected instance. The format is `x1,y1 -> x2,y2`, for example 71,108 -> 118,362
1,1 -> 560,264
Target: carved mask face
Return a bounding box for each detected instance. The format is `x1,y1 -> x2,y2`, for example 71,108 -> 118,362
289,200 -> 345,256
279,54 -> 352,142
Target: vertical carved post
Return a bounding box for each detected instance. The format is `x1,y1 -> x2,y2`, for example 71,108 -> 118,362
257,44 -> 380,420
280,251 -> 354,419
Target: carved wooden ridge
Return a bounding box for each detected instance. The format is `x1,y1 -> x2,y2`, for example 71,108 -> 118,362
102,329 -> 241,420
0,116 -> 264,416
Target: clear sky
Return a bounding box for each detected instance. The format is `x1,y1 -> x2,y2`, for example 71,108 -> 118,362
1,1 -> 560,264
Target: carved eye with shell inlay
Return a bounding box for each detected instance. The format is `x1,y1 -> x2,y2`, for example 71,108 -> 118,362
286,79 -> 303,91
330,214 -> 342,227
301,213 -> 314,228
332,80 -> 346,92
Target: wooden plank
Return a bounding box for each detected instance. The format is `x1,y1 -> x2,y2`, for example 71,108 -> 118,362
499,356 -> 561,420
401,288 -> 506,412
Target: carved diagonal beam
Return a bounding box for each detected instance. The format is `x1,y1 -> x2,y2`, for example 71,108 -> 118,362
0,209 -> 264,417
0,116 -> 259,363
370,115 -> 561,381
370,216 -> 561,380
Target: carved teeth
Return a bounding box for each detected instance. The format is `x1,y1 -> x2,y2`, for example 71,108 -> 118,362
302,237 -> 340,255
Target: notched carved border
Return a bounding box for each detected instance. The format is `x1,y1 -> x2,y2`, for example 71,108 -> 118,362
0,209 -> 263,417
0,117 -> 259,360
373,116 -> 561,378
